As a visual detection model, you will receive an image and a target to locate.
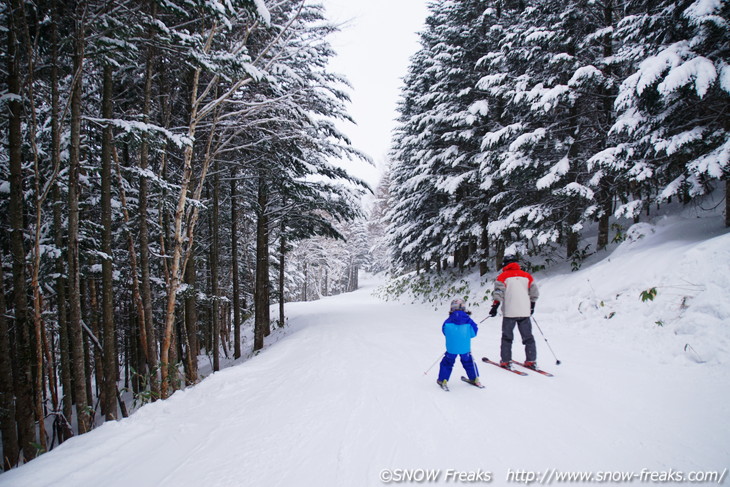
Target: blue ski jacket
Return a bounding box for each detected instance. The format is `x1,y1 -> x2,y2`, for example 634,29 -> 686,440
442,310 -> 478,355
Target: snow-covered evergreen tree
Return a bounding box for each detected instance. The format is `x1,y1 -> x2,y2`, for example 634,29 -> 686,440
366,168 -> 393,274
387,22 -> 444,273
594,0 -> 730,225
387,0 -> 728,283
388,0 -> 493,273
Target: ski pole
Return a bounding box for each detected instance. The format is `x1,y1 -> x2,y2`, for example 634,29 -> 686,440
479,315 -> 492,323
423,353 -> 444,375
531,316 -> 562,365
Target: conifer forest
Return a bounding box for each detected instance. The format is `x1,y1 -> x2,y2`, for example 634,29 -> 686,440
1,0 -> 369,467
386,0 -> 728,275
1,0 -> 728,471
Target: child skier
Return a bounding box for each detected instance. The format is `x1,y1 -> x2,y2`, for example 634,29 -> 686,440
436,298 -> 482,390
488,256 -> 540,369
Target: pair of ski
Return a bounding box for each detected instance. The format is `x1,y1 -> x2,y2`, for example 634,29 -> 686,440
438,377 -> 484,391
439,358 -> 553,391
481,357 -> 554,377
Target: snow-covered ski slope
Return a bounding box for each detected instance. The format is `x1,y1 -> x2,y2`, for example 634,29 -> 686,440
2,214 -> 729,487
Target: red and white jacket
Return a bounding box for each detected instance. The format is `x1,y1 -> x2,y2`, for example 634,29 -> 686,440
493,263 -> 539,318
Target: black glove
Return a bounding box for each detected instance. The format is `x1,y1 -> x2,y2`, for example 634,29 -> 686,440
489,302 -> 500,317
530,302 -> 535,315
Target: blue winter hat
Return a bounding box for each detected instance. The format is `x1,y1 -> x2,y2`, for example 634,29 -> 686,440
450,298 -> 466,312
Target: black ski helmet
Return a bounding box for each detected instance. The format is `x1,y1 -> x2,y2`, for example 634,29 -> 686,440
502,255 -> 519,267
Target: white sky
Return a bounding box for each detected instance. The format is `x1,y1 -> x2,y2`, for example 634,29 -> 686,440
319,0 -> 429,190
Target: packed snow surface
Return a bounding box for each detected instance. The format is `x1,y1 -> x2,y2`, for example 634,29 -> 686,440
1,215 -> 728,487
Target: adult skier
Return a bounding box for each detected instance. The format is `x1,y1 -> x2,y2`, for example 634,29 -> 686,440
436,298 -> 482,390
488,256 -> 540,369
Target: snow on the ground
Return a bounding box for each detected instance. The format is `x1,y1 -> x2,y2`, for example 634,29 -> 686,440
1,214 -> 729,487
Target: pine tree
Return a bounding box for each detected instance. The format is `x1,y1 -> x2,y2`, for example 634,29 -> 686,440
598,0 -> 730,224
388,9 -> 446,273
366,168 -> 393,274
422,0 -> 493,270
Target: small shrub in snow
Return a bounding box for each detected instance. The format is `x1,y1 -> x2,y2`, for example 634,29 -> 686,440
640,287 -> 658,302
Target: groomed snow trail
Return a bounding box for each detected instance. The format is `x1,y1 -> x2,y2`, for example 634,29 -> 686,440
1,220 -> 729,487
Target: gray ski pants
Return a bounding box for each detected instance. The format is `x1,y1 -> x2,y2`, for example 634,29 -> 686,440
501,316 -> 536,363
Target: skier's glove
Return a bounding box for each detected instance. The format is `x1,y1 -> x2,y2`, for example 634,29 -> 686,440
489,302 -> 500,317
530,302 -> 535,315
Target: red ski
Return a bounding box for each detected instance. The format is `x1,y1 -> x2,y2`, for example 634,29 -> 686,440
512,360 -> 554,377
481,357 -> 527,376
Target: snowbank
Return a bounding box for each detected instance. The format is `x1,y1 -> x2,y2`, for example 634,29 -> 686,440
538,214 -> 730,366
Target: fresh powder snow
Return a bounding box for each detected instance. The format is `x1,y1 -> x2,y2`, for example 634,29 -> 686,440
0,215 -> 728,487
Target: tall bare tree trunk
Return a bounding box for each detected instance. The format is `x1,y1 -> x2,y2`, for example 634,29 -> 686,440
597,183 -> 612,250
495,239 -> 506,270
81,279 -> 95,412
0,260 -> 19,469
7,0 -> 36,461
21,0 -> 50,454
113,145 -> 151,402
40,302 -> 59,441
159,61 -> 203,398
68,4 -> 91,434
50,0 -> 73,443
183,253 -> 198,384
160,143 -> 193,397
211,161 -> 220,372
140,0 -> 159,401
566,214 -> 580,258
278,219 -> 285,328
88,278 -> 104,416
254,173 -> 270,351
53,184 -> 73,440
479,215 -> 490,276
231,173 -> 241,359
100,64 -> 117,420
597,0 -> 616,251
323,266 -> 329,297
348,261 -> 359,292
169,325 -> 180,394
725,178 -> 730,227
302,261 -> 308,302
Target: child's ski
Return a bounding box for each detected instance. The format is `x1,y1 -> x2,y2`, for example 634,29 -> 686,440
461,376 -> 485,388
511,361 -> 554,377
437,380 -> 450,392
481,357 -> 528,376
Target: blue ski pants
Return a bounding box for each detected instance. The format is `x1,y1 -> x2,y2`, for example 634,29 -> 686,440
437,352 -> 478,382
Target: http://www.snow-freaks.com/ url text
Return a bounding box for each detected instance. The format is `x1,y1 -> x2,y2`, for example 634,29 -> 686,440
378,467 -> 728,484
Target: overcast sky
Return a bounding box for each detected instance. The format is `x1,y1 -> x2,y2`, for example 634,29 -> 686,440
319,0 -> 429,190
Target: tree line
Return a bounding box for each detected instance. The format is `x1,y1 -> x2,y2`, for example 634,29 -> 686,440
386,0 -> 729,275
0,0 -> 368,468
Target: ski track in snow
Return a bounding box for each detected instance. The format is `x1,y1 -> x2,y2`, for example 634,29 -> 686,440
1,216 -> 729,487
